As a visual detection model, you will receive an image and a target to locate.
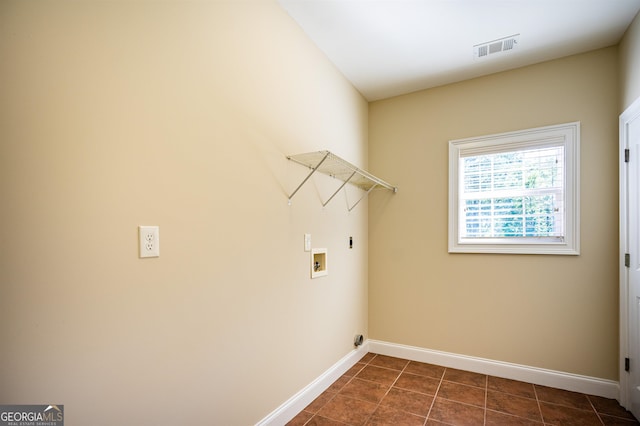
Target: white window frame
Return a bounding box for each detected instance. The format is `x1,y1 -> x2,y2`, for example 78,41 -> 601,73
448,122 -> 580,255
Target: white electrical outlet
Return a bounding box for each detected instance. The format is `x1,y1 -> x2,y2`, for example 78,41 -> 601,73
139,226 -> 159,258
304,233 -> 311,252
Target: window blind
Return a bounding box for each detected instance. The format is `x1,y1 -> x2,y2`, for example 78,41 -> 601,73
459,144 -> 565,240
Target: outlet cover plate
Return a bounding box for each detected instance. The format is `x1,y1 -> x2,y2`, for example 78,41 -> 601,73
139,225 -> 159,258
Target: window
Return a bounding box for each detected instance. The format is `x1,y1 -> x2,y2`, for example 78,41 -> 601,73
448,122 -> 580,255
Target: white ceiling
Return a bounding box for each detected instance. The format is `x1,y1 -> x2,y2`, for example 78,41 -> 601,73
278,0 -> 640,101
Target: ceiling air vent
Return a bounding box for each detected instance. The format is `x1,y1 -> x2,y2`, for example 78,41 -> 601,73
474,34 -> 519,59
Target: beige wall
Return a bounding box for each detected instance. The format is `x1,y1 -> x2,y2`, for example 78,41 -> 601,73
621,11 -> 640,111
0,1 -> 369,424
369,47 -> 620,380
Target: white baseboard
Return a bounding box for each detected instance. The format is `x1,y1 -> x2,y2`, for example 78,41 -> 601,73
257,339 -> 620,425
368,340 -> 619,400
256,341 -> 370,426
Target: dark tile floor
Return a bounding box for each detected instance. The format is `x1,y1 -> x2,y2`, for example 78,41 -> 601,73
287,352 -> 639,426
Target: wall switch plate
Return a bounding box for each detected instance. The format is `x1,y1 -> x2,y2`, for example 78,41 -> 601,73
139,226 -> 159,258
304,233 -> 311,252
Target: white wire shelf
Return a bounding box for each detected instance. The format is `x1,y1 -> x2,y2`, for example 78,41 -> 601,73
286,150 -> 397,211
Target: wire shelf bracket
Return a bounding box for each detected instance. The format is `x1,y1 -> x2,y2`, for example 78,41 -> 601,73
286,150 -> 397,211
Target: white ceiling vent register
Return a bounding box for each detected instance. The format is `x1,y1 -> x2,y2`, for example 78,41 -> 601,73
474,34 -> 520,59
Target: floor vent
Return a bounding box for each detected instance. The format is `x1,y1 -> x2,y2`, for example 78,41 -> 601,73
474,34 -> 519,59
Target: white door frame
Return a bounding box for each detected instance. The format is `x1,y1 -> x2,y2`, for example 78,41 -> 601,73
620,96 -> 640,409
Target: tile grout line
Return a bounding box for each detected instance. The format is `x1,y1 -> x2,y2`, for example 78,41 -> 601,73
586,395 -> 606,426
423,366 -> 447,425
301,379 -> 342,426
483,374 -> 488,426
303,354 -> 374,426
532,383 -> 546,425
362,354 -> 413,426
359,353 -> 379,426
